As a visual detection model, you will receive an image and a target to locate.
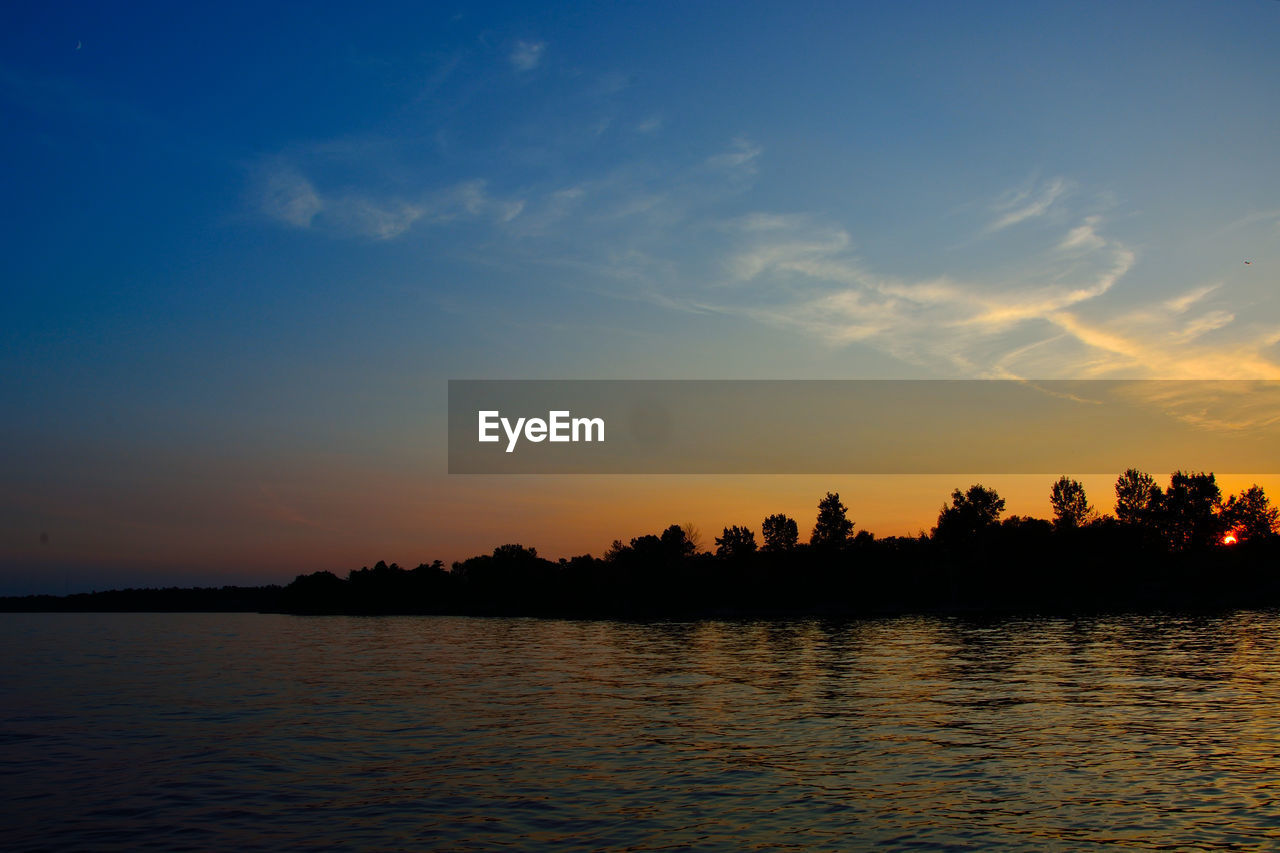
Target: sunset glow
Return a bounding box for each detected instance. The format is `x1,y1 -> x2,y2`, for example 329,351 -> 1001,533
8,5 -> 1280,852
2,3 -> 1279,594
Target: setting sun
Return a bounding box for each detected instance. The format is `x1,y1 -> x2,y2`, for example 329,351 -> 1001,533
1222,532 -> 1239,545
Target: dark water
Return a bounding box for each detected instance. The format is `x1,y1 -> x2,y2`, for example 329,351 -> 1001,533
3,612 -> 1280,850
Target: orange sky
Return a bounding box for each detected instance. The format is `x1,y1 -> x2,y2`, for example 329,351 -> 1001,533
9,471 -> 1278,594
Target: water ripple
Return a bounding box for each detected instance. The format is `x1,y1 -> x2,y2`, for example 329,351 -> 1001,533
3,612 -> 1280,849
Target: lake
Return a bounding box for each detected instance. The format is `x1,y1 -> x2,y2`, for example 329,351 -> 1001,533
3,611 -> 1279,850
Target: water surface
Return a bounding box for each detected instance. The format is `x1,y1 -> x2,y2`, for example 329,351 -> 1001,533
3,612 -> 1280,849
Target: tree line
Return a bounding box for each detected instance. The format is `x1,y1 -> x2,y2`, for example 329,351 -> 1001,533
278,470 -> 1280,617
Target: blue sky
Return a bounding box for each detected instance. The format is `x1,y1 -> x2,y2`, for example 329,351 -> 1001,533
3,1 -> 1279,591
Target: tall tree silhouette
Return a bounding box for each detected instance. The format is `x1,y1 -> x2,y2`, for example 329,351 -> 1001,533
1050,476 -> 1093,529
714,525 -> 757,558
933,484 -> 1005,545
761,513 -> 799,551
679,522 -> 704,554
1223,485 -> 1279,543
811,492 -> 854,549
1115,469 -> 1160,526
660,524 -> 698,558
1159,471 -> 1223,551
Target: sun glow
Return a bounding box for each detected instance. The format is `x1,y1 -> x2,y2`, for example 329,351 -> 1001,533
1222,532 -> 1239,546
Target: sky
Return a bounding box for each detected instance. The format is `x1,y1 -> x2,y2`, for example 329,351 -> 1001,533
3,1 -> 1279,593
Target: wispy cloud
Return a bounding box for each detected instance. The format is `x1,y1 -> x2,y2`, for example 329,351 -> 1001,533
730,246 -> 1136,374
706,137 -> 762,175
260,167 -> 324,227
1212,208 -> 1280,238
447,179 -> 525,222
988,177 -> 1068,232
635,115 -> 663,134
1111,380 -> 1280,434
659,194 -> 1280,381
249,106 -> 1278,384
1164,283 -> 1219,314
1173,309 -> 1235,343
722,214 -> 850,280
255,166 -> 522,240
325,198 -> 424,240
509,40 -> 546,72
1058,215 -> 1106,251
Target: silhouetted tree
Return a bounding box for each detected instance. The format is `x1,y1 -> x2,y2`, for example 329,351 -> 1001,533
1050,476 -> 1094,530
228,465 -> 1280,619
660,524 -> 698,558
810,492 -> 854,549
761,513 -> 799,551
680,522 -> 705,554
997,515 -> 1055,560
628,533 -> 665,561
282,570 -> 346,613
1222,485 -> 1279,543
714,525 -> 758,558
1158,471 -> 1223,551
1115,468 -> 1160,526
933,484 -> 1005,545
603,539 -> 629,562
452,544 -> 557,611
491,544 -> 538,561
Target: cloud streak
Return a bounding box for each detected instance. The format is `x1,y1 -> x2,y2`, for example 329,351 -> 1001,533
256,166 -> 523,240
509,40 -> 546,72
476,154 -> 1278,382
706,137 -> 763,175
260,167 -> 324,228
678,200 -> 1278,380
1058,215 -> 1106,252
249,114 -> 1278,383
988,177 -> 1068,232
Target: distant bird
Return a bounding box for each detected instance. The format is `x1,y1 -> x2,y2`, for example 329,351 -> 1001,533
1245,260 -> 1252,265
